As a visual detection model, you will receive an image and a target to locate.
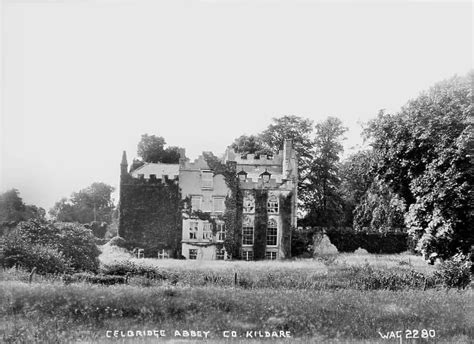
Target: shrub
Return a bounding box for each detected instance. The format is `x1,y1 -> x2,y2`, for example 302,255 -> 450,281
0,233 -> 72,274
348,265 -> 439,291
67,272 -> 127,285
100,261 -> 170,280
325,227 -> 409,253
108,236 -> 127,248
435,253 -> 472,289
54,222 -> 101,273
0,220 -> 100,274
84,221 -> 107,239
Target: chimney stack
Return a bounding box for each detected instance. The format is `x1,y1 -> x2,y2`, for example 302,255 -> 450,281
120,151 -> 128,175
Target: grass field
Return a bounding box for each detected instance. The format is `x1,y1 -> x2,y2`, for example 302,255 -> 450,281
0,245 -> 472,343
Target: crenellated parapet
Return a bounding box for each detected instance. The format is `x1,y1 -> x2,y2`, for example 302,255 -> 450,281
180,155 -> 211,171
224,148 -> 283,166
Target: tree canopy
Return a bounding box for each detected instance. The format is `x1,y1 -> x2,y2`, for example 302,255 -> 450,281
0,189 -> 45,229
137,134 -> 183,164
364,73 -> 473,258
304,117 -> 347,227
49,182 -> 115,225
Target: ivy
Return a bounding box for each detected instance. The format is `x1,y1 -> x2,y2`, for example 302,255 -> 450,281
280,193 -> 293,258
189,210 -> 223,235
119,175 -> 182,257
254,189 -> 268,260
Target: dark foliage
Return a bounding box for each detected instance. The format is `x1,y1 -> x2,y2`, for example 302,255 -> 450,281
280,193 -> 293,257
0,220 -> 100,273
118,176 -> 182,257
253,190 -> 268,260
137,134 -> 183,164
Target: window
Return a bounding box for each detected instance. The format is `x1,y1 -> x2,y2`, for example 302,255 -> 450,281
216,248 -> 225,260
201,172 -> 213,189
213,197 -> 225,213
266,218 -> 278,246
189,221 -> 198,239
265,251 -> 277,260
191,196 -> 202,212
203,222 -> 213,240
242,215 -> 254,246
216,222 -> 225,241
242,250 -> 253,261
243,192 -> 255,213
267,194 -> 279,214
189,249 -> 197,260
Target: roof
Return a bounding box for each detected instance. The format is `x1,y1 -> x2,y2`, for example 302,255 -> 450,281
130,163 -> 179,179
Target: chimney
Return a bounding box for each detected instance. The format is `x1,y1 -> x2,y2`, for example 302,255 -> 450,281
179,148 -> 186,168
283,139 -> 292,178
120,151 -> 128,176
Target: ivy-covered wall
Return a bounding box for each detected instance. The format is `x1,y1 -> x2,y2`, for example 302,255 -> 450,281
221,164 -> 243,259
254,189 -> 268,260
119,175 -> 182,257
280,193 -> 293,258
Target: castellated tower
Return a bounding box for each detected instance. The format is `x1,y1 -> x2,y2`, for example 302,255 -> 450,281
117,151 -> 181,257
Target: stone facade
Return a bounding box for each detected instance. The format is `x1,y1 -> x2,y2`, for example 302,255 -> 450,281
118,139 -> 298,260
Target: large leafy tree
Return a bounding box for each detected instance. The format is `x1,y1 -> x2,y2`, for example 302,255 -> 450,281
353,178 -> 406,232
364,73 -> 473,259
49,182 -> 115,225
304,117 -> 347,227
137,134 -> 183,164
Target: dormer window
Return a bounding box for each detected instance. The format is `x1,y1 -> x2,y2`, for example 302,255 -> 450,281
237,169 -> 247,182
260,169 -> 271,183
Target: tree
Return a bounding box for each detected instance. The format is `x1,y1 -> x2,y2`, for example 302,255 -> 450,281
304,117 -> 347,227
230,135 -> 271,156
338,150 -> 377,226
0,189 -> 45,230
137,134 -> 183,164
49,182 -> 115,225
364,73 -> 473,259
353,178 -> 406,232
259,116 -> 315,202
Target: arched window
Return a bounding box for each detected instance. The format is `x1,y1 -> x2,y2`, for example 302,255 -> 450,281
267,218 -> 278,246
267,194 -> 279,214
242,215 -> 254,246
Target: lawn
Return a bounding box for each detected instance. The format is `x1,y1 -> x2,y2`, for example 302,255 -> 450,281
0,246 -> 472,343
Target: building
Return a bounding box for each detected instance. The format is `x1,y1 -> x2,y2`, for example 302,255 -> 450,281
118,152 -> 181,257
118,139 -> 298,260
179,139 -> 298,260
179,154 -> 229,260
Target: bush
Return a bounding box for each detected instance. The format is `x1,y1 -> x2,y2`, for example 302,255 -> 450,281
83,221 -> 107,239
0,233 -> 72,274
66,272 -> 127,285
54,222 -> 101,273
100,261 -> 170,280
325,228 -> 408,253
108,236 -> 127,248
349,264 -> 439,291
0,220 -> 100,274
435,253 -> 472,289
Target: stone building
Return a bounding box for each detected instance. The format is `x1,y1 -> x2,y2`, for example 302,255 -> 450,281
118,139 -> 298,260
179,154 -> 229,260
118,151 -> 181,257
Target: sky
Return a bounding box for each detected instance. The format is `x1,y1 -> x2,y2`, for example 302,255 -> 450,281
1,0 -> 472,211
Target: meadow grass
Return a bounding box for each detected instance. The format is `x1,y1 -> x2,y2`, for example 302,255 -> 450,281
1,281 -> 472,343
0,248 -> 471,343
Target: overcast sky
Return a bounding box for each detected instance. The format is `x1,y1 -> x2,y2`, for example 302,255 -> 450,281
1,0 -> 472,211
